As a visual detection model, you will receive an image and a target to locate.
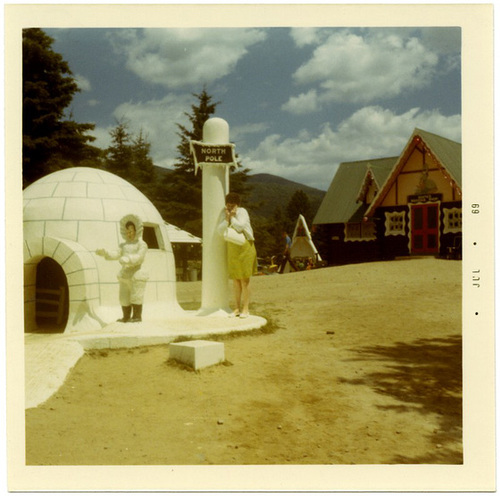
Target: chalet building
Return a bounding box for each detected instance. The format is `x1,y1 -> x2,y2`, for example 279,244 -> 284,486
313,129 -> 462,265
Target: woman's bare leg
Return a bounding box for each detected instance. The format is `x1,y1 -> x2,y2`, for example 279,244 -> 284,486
241,278 -> 251,314
233,279 -> 242,314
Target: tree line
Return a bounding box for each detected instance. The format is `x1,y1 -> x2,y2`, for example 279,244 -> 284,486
22,28 -> 314,258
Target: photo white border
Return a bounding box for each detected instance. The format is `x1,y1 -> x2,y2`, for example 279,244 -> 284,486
4,3 -> 495,492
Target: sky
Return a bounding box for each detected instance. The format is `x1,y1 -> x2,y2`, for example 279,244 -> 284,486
46,26 -> 462,191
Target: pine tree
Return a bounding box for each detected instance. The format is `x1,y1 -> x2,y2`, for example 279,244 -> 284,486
131,129 -> 156,198
160,88 -> 251,237
286,189 -> 312,229
131,130 -> 155,181
23,28 -> 99,187
175,88 -> 219,176
105,119 -> 133,178
252,205 -> 286,259
104,121 -> 157,200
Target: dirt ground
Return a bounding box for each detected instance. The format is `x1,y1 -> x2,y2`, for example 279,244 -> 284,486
25,258 -> 462,465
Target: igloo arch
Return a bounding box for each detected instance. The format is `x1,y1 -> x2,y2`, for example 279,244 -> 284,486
23,167 -> 183,333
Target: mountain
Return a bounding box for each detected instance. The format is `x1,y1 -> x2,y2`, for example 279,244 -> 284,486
246,173 -> 326,220
152,166 -> 326,223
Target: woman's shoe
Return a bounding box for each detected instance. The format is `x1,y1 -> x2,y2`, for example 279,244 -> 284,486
229,310 -> 240,318
239,312 -> 249,319
117,306 -> 132,322
130,304 -> 142,323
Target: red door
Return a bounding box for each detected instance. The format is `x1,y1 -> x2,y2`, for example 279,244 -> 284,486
411,204 -> 439,254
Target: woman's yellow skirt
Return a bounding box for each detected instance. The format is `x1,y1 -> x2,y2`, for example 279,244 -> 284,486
227,239 -> 257,280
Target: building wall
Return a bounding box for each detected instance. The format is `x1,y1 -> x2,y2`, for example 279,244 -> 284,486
380,148 -> 457,207
313,136 -> 461,266
374,201 -> 462,259
314,198 -> 461,265
375,205 -> 410,259
313,223 -> 380,266
439,201 -> 462,257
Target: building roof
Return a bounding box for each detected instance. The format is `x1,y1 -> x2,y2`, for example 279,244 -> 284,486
365,128 -> 462,216
291,214 -> 322,260
415,128 -> 461,186
313,128 -> 462,225
165,222 -> 201,244
313,156 -> 397,225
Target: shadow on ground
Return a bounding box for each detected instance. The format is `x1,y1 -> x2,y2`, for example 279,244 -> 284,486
340,334 -> 463,463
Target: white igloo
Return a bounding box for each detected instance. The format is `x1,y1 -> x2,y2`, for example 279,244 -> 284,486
23,167 -> 183,333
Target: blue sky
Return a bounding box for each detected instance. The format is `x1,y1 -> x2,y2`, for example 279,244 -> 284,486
47,26 -> 461,190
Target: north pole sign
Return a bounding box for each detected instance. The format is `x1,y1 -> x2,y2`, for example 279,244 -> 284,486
190,140 -> 237,174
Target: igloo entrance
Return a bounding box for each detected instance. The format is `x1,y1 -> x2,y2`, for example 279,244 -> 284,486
35,257 -> 69,333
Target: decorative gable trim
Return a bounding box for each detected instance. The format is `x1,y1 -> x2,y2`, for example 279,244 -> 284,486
365,129 -> 461,217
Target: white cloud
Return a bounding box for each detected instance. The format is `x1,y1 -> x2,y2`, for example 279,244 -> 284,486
109,28 -> 267,89
419,27 -> 461,55
75,74 -> 91,92
281,89 -> 319,115
230,122 -> 271,147
289,27 -> 323,47
90,93 -> 192,167
88,125 -> 113,151
245,106 -> 461,190
89,101 -> 460,192
112,93 -> 193,167
90,94 -> 272,170
284,30 -> 440,110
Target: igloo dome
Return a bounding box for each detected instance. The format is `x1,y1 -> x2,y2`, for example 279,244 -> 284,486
23,167 -> 183,333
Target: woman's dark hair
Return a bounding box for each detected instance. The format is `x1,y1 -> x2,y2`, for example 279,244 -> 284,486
125,221 -> 136,230
225,192 -> 241,205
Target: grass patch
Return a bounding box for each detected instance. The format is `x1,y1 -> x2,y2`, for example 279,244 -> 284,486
168,315 -> 280,344
207,315 -> 280,341
166,358 -> 197,372
166,358 -> 234,373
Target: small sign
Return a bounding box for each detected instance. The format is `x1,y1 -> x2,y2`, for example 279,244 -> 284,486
190,141 -> 237,174
408,193 -> 442,204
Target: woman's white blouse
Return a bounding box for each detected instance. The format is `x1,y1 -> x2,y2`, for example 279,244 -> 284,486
218,207 -> 254,241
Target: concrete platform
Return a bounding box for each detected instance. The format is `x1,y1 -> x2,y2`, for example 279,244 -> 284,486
25,312 -> 267,410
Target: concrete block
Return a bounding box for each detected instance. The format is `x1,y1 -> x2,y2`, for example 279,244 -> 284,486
169,340 -> 225,370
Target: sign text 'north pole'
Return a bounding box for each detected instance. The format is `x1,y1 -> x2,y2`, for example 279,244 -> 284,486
190,142 -> 235,164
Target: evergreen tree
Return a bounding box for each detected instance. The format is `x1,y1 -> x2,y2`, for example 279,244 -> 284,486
131,129 -> 156,200
161,88 -> 251,237
105,119 -> 133,177
104,120 -> 157,199
23,28 -> 99,187
270,206 -> 287,254
286,189 -> 312,229
132,130 -> 155,184
175,88 -> 219,176
159,88 -> 218,235
252,205 -> 287,259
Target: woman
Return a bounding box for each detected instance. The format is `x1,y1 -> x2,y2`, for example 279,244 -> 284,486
218,192 -> 257,318
96,214 -> 149,323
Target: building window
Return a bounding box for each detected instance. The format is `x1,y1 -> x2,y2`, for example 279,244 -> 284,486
385,211 -> 406,236
143,224 -> 163,249
345,221 -> 376,241
443,208 -> 462,233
